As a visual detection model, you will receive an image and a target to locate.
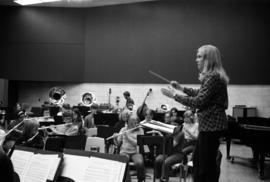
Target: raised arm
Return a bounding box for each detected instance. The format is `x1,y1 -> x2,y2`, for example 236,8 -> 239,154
183,87 -> 200,97
170,81 -> 199,96
173,75 -> 219,109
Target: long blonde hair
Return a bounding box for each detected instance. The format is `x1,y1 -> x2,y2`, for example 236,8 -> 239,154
119,109 -> 131,122
198,45 -> 229,84
23,119 -> 39,138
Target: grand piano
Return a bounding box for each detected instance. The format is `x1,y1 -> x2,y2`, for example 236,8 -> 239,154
226,116 -> 270,179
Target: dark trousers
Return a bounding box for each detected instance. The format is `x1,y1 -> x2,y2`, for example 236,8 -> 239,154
155,153 -> 184,181
121,152 -> 145,182
155,132 -> 196,181
193,131 -> 222,182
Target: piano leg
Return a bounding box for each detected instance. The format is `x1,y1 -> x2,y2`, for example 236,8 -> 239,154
253,147 -> 265,179
259,153 -> 265,179
252,149 -> 259,166
226,137 -> 231,160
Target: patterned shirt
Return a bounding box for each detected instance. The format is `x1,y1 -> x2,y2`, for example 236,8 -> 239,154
174,73 -> 228,132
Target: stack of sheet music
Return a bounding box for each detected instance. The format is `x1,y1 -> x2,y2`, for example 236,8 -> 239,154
10,146 -> 128,182
11,148 -> 62,182
140,120 -> 176,134
62,154 -> 126,182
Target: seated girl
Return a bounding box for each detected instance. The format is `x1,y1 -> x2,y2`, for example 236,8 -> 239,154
114,114 -> 145,182
72,108 -> 85,135
16,119 -> 44,150
48,110 -> 79,136
155,110 -> 198,182
113,109 -> 131,133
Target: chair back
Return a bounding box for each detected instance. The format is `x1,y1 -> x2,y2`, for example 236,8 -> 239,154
137,135 -> 173,155
85,137 -> 105,153
97,125 -> 113,139
85,128 -> 97,137
45,135 -> 66,152
65,135 -> 87,150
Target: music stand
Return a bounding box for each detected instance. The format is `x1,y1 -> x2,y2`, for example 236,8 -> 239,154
137,135 -> 173,182
94,113 -> 119,126
153,113 -> 165,122
30,107 -> 43,117
48,106 -> 60,117
73,106 -> 90,118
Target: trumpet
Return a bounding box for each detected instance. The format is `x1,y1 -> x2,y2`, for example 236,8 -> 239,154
106,125 -> 142,140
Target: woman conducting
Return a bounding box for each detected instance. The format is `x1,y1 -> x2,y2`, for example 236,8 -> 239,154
161,45 -> 229,182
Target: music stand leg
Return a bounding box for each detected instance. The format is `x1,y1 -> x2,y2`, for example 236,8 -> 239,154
153,145 -> 156,182
162,135 -> 166,182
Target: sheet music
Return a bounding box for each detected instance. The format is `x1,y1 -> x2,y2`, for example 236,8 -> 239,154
62,155 -> 126,182
81,157 -> 126,182
141,122 -> 175,134
61,154 -> 89,182
23,154 -> 54,182
38,154 -> 61,181
150,121 -> 176,130
11,150 -> 34,179
11,150 -> 60,182
118,161 -> 126,182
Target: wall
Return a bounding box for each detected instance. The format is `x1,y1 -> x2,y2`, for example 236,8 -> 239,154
1,2 -> 270,117
0,79 -> 8,106
16,81 -> 270,117
1,2 -> 270,84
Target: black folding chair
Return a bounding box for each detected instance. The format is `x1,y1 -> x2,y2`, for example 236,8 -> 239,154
45,135 -> 66,152
64,135 -> 87,150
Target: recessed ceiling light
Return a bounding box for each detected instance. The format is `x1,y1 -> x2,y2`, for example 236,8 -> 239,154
14,0 -> 60,6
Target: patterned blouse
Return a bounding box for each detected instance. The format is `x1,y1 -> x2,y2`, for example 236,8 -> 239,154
173,73 -> 228,132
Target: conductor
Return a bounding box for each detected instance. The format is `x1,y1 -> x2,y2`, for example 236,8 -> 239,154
161,45 -> 229,182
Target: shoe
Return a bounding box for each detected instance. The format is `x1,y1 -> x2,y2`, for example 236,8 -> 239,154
160,178 -> 166,182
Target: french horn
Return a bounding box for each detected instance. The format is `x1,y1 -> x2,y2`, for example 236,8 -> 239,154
49,87 -> 66,106
82,92 -> 97,107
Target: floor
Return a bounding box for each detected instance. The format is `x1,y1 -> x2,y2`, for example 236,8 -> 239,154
131,142 -> 270,182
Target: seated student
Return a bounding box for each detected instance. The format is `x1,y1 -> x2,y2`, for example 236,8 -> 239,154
8,110 -> 25,136
155,110 -> 198,182
72,108 -> 85,135
0,130 -> 20,182
42,107 -> 51,117
49,110 -> 79,136
141,109 -> 156,124
0,110 -> 7,131
0,129 -> 6,152
123,91 -> 135,111
57,103 -> 71,116
114,114 -> 145,182
14,103 -> 23,115
170,107 -> 183,126
113,109 -> 131,133
84,103 -> 98,129
3,111 -> 25,152
164,112 -> 172,124
180,110 -> 199,156
15,119 -> 44,150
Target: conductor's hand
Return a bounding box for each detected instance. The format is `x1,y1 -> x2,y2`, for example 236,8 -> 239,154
170,81 -> 183,91
161,87 -> 176,98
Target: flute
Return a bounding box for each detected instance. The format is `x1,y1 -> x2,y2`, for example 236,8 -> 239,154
5,120 -> 24,136
106,125 -> 142,140
38,123 -> 72,130
25,132 -> 40,143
